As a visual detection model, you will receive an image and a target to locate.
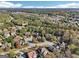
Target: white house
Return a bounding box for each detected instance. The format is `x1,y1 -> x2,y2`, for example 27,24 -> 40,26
24,36 -> 33,43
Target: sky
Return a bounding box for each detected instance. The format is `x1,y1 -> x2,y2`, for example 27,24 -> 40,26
0,1 -> 79,8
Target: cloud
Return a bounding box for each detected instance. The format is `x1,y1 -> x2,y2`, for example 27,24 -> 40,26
0,1 -> 22,8
23,3 -> 79,8
23,6 -> 46,8
52,3 -> 79,8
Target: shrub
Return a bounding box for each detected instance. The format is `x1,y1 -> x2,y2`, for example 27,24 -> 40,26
68,44 -> 77,50
73,48 -> 79,55
8,51 -> 16,58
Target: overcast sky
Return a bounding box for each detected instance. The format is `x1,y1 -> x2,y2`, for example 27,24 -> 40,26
0,1 -> 79,8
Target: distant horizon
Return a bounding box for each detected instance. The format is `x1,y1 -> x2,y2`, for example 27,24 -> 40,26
0,8 -> 79,9
0,8 -> 79,12
1,8 -> 79,9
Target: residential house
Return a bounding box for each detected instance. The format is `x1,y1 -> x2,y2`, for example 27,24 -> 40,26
10,27 -> 16,36
24,36 -> 33,43
0,42 -> 2,47
3,28 -> 10,38
36,47 -> 48,58
13,35 -> 21,42
7,43 -> 12,48
46,45 -> 54,52
27,51 -> 37,58
14,41 -> 21,48
13,35 -> 22,48
74,15 -> 79,21
24,32 -> 33,43
60,42 -> 66,50
0,55 -> 9,58
41,47 -> 48,57
3,42 -> 9,51
65,49 -> 72,58
16,26 -> 23,30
